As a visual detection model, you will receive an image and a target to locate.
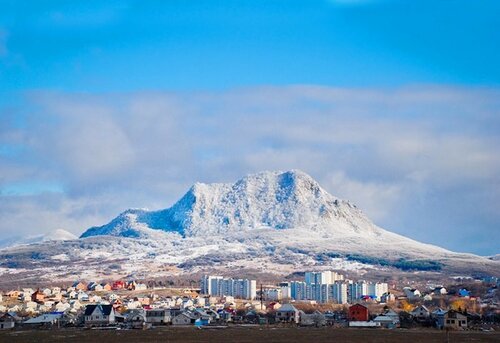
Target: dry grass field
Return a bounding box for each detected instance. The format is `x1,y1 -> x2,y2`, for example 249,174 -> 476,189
0,327 -> 499,343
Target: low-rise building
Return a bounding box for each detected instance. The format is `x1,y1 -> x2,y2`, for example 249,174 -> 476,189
411,305 -> 430,320
0,313 -> 16,330
84,304 -> 117,327
348,304 -> 369,322
172,312 -> 196,325
444,310 -> 467,330
275,303 -> 300,324
146,309 -> 172,325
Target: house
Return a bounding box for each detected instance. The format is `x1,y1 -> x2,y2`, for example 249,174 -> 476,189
348,304 -> 369,322
125,309 -> 146,329
218,310 -> 233,322
380,292 -> 396,303
444,310 -> 467,330
24,313 -> 63,327
373,310 -> 400,328
458,289 -> 471,298
300,311 -> 326,327
433,287 -> 447,295
6,290 -> 20,299
0,313 -> 16,330
135,296 -> 151,306
77,292 -> 89,302
72,282 -> 87,291
373,315 -> 398,328
194,317 -> 210,327
112,281 -> 126,290
127,281 -> 137,290
70,300 -> 83,311
403,287 -> 421,300
411,305 -> 430,320
135,283 -> 148,291
31,289 -> 45,303
432,308 -> 448,329
84,304 -> 117,327
101,283 -> 112,291
25,301 -> 38,311
111,299 -> 124,310
172,312 -> 196,325
55,301 -> 71,312
275,303 -> 300,324
423,294 -> 433,302
146,309 -> 172,325
268,302 -> 281,311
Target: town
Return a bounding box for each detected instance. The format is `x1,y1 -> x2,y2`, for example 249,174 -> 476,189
0,270 -> 498,338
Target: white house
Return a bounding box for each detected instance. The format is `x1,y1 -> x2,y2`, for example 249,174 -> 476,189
146,309 -> 172,325
77,292 -> 89,302
84,304 -> 116,327
275,303 -> 300,324
55,302 -> 71,312
172,312 -> 196,325
411,305 -> 430,319
433,287 -> 447,295
403,287 -> 421,299
0,313 -> 16,330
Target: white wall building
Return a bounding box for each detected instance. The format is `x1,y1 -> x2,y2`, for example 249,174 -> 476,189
200,276 -> 256,299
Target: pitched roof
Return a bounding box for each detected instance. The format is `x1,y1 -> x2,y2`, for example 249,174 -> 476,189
84,304 -> 114,316
349,303 -> 368,310
24,314 -> 62,324
277,303 -> 298,312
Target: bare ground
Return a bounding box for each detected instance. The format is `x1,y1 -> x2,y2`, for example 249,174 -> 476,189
0,327 -> 498,343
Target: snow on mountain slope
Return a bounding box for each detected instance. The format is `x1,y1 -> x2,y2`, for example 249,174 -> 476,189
80,169 -> 450,258
82,170 -> 381,237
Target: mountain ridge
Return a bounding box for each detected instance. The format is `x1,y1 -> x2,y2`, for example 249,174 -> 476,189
81,170 -> 378,239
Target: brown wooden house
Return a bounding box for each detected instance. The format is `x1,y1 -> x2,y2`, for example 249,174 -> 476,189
348,303 -> 369,322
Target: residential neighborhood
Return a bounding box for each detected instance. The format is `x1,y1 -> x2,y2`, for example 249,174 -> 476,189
0,271 -> 498,336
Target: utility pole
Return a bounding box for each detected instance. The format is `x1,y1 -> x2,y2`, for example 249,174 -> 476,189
260,283 -> 263,310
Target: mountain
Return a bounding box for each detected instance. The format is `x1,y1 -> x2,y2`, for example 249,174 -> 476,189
80,170 -> 453,259
0,170 -> 498,287
0,229 -> 77,249
82,170 -> 373,238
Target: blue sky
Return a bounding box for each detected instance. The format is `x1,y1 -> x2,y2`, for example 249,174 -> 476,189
1,0 -> 499,91
0,1 -> 499,255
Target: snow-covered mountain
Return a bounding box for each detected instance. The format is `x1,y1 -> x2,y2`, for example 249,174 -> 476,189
0,170 -> 498,286
82,170 -> 393,239
80,170 -> 452,259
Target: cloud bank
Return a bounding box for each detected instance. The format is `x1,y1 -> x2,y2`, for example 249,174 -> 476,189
0,85 -> 499,254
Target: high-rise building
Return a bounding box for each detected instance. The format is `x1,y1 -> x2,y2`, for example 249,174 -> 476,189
348,281 -> 388,302
303,271 -> 346,303
290,281 -> 307,301
200,276 -> 256,299
328,282 -> 349,304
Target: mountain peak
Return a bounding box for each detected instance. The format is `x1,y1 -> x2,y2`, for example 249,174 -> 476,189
80,169 -> 360,238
